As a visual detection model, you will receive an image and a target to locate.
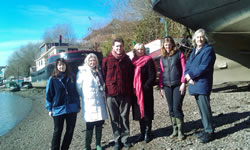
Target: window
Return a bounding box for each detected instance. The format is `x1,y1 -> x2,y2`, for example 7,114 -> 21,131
59,50 -> 66,53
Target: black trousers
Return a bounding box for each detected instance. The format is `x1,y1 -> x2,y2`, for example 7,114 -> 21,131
86,120 -> 105,130
139,117 -> 152,134
51,112 -> 77,150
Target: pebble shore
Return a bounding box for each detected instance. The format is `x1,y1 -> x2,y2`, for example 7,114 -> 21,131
0,82 -> 250,150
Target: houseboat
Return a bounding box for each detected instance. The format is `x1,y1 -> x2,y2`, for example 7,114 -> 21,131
31,35 -> 103,87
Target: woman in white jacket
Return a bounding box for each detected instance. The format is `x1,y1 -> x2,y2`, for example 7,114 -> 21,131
76,53 -> 108,150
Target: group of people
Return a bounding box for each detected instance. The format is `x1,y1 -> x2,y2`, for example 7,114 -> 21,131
45,28 -> 216,150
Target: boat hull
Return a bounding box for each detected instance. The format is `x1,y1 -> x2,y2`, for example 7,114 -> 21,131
153,0 -> 250,83
152,0 -> 250,32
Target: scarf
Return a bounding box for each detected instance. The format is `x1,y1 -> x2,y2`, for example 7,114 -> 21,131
112,50 -> 126,60
132,55 -> 152,119
90,67 -> 104,92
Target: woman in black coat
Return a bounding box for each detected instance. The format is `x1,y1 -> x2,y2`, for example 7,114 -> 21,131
132,43 -> 156,143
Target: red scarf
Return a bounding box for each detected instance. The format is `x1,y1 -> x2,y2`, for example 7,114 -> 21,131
132,55 -> 152,119
112,50 -> 125,60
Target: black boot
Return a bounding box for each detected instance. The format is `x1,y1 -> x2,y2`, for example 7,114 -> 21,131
136,120 -> 146,142
96,126 -> 102,150
144,120 -> 152,143
84,129 -> 93,150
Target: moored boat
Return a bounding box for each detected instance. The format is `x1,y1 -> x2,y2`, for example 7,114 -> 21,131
30,36 -> 103,87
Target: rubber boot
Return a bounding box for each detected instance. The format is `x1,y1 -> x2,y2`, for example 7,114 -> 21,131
96,126 -> 102,150
144,120 -> 152,143
176,118 -> 185,140
136,120 -> 146,142
84,129 -> 93,150
169,117 -> 178,138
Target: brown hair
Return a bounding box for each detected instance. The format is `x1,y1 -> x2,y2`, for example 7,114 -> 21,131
161,36 -> 178,57
52,58 -> 73,82
112,38 -> 124,46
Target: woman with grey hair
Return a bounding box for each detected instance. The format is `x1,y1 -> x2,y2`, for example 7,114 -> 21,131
76,53 -> 108,150
185,28 -> 216,143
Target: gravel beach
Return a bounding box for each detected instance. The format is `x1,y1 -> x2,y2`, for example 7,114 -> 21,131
0,82 -> 250,150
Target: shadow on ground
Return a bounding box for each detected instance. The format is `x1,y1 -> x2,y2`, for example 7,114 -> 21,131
212,81 -> 250,93
142,110 -> 250,143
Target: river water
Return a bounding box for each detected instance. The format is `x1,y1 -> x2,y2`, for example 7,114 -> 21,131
0,92 -> 32,136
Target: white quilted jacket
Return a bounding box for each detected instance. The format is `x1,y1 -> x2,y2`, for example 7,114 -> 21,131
76,65 -> 108,122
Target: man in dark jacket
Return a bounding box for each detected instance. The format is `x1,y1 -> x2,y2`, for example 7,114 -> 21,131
102,38 -> 134,150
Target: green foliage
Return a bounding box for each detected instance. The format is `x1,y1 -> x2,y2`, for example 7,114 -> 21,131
100,38 -> 113,57
134,15 -> 165,44
124,37 -> 134,52
166,18 -> 187,38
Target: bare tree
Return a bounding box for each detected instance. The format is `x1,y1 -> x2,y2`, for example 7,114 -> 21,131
105,0 -> 187,37
43,24 -> 77,43
5,43 -> 41,78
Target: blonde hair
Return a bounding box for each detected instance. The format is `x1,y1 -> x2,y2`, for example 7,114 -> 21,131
161,36 -> 177,57
192,28 -> 209,47
133,43 -> 146,56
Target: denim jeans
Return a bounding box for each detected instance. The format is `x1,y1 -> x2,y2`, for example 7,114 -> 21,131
51,112 -> 77,150
163,85 -> 184,118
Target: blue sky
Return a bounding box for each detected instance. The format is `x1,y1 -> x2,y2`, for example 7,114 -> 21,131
0,0 -> 112,66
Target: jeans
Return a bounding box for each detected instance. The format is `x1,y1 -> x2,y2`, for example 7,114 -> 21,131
163,85 -> 184,118
51,112 -> 77,150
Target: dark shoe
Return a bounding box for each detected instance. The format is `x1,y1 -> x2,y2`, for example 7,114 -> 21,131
135,134 -> 144,142
144,133 -> 152,143
137,120 -> 146,142
195,131 -> 206,139
114,142 -> 121,150
199,132 -> 214,143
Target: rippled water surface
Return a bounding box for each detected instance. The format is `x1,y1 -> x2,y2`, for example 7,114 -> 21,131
0,92 -> 32,136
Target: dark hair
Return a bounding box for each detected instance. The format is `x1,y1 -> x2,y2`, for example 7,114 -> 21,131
52,58 -> 73,82
161,36 -> 178,57
112,38 -> 124,46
